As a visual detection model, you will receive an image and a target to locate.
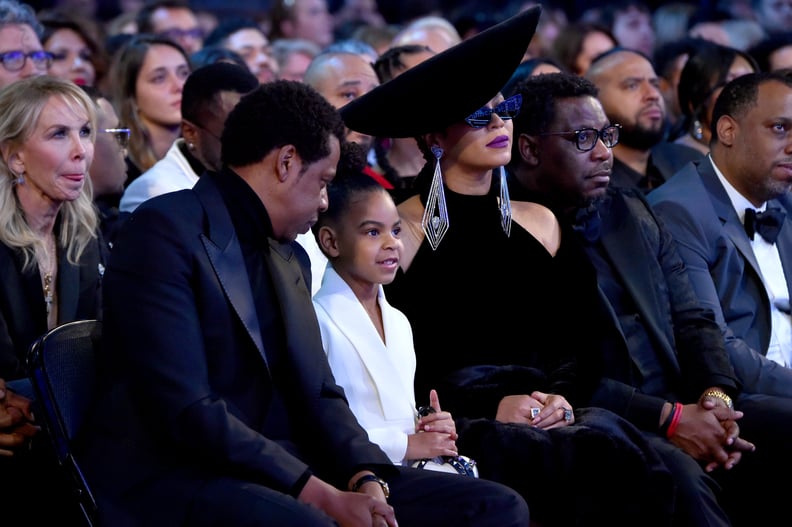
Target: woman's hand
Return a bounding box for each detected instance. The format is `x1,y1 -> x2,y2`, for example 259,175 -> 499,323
529,391 -> 574,429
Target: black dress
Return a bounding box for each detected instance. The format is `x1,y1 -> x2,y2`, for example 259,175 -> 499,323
385,184 -> 674,527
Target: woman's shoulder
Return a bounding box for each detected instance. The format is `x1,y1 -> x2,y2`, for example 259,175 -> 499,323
511,200 -> 561,256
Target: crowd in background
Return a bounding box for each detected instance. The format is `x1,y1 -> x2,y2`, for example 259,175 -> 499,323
2,0 -> 792,525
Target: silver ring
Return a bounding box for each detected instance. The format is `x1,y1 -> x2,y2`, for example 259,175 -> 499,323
563,408 -> 573,422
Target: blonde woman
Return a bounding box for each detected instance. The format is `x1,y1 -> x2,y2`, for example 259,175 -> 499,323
0,76 -> 104,385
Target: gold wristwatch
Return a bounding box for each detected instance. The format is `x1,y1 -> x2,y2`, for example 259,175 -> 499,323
352,474 -> 390,498
703,389 -> 733,409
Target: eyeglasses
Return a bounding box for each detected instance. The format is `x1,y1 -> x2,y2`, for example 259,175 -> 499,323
0,50 -> 53,72
539,124 -> 621,152
158,27 -> 205,41
464,94 -> 522,128
103,128 -> 130,148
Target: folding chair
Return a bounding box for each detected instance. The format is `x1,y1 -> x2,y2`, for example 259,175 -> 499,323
27,319 -> 102,527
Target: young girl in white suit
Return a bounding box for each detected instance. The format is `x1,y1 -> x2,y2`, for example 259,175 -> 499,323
311,143 -> 463,467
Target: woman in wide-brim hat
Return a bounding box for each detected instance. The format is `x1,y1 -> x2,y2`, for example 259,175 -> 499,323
341,6 -> 675,526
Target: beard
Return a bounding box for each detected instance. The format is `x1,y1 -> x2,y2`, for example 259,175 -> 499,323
616,120 -> 665,151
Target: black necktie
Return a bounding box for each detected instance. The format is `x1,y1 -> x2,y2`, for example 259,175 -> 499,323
744,207 -> 786,244
573,204 -> 602,243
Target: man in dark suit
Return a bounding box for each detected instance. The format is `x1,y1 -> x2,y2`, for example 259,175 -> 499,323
507,72 -> 792,527
77,80 -> 529,526
585,47 -> 703,193
649,71 -> 792,398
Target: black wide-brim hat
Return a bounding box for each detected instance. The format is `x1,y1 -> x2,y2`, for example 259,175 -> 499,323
340,5 -> 541,139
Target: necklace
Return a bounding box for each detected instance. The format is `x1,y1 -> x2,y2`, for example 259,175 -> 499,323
36,234 -> 57,317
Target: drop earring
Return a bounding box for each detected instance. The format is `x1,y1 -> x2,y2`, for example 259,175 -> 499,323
692,119 -> 703,141
11,170 -> 24,185
421,145 -> 449,250
497,166 -> 512,237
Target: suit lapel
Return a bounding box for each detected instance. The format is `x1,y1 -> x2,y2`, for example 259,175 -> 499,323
771,192 -> 792,302
195,177 -> 269,372
698,163 -> 765,279
599,191 -> 678,365
316,268 -> 415,418
267,238 -> 328,398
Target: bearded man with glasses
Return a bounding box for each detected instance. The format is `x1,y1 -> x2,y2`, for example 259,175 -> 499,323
0,0 -> 51,88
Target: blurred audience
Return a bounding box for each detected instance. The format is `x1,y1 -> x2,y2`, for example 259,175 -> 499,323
674,42 -> 758,155
0,0 -> 49,88
39,8 -> 108,89
82,85 -> 129,245
110,34 -> 190,185
551,21 -> 616,76
135,0 -> 204,54
585,47 -> 701,193
204,16 -> 278,83
269,0 -> 334,50
120,62 -> 257,212
271,37 -> 320,81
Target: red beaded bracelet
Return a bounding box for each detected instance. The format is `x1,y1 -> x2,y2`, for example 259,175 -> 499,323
665,402 -> 684,439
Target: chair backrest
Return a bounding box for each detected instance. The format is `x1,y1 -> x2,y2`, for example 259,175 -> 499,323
27,319 -> 102,526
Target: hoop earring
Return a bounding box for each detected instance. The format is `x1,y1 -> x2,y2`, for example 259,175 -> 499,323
497,166 -> 512,237
421,145 -> 449,250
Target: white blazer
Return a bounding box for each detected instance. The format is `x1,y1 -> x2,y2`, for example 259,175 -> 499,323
313,266 -> 417,464
120,139 -> 200,213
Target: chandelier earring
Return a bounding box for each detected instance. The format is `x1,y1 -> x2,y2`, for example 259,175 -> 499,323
497,166 -> 512,237
421,145 -> 449,250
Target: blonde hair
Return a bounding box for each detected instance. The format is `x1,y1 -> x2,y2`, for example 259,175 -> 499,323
0,76 -> 98,272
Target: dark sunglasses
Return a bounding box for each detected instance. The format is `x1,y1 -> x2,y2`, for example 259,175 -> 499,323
464,94 -> 522,128
539,124 -> 621,152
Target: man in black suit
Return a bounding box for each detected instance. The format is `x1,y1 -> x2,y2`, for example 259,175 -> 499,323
77,80 -> 529,526
506,72 -> 792,527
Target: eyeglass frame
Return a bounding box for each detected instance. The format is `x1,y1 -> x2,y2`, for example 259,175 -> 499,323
464,94 -> 522,128
102,128 -> 130,148
538,124 -> 621,152
0,50 -> 53,72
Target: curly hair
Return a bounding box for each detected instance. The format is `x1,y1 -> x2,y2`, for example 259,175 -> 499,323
222,80 -> 345,169
110,34 -> 190,172
0,76 -> 98,272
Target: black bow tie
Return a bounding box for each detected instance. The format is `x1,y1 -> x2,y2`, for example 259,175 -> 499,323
572,204 -> 602,243
744,207 -> 786,244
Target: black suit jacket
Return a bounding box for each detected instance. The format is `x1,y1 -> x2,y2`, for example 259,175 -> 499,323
589,187 -> 739,431
79,172 -> 392,526
0,235 -> 103,380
